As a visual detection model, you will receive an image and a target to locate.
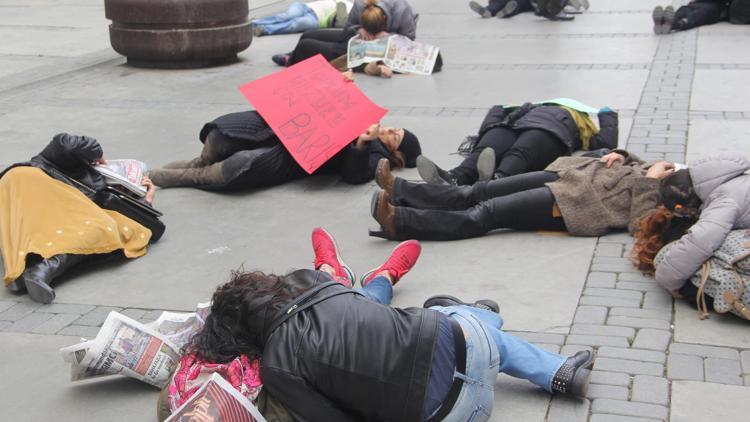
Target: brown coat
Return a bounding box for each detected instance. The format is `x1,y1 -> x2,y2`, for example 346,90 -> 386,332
545,152 -> 660,236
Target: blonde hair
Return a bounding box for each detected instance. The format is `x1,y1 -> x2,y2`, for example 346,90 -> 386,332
361,0 -> 387,35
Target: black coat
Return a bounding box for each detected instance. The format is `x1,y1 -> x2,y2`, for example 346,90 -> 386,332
259,270 -> 441,422
200,111 -> 403,188
477,103 -> 619,153
0,133 -> 107,197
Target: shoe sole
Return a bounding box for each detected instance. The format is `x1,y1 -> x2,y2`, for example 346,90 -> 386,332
469,1 -> 492,18
662,6 -> 675,34
476,148 -> 496,182
315,228 -> 355,286
360,239 -> 416,287
416,156 -> 445,185
25,278 -> 55,304
423,295 -> 500,313
652,7 -> 664,34
497,1 -> 518,17
334,2 -> 348,28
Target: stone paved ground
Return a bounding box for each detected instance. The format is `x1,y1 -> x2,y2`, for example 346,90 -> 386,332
1,0 -> 749,420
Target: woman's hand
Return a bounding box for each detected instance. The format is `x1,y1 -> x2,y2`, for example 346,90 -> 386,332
600,152 -> 625,167
92,156 -> 107,166
142,176 -> 156,204
342,69 -> 354,82
646,161 -> 675,180
374,31 -> 390,39
356,123 -> 380,149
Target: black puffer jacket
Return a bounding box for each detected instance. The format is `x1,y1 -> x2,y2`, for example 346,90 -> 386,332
0,133 -> 107,197
477,103 -> 619,153
258,270 -> 441,422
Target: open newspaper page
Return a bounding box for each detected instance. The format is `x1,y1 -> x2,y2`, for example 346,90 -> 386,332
346,34 -> 389,68
383,35 -> 440,75
62,311 -> 181,388
94,159 -> 148,197
147,302 -> 211,349
166,373 -> 268,422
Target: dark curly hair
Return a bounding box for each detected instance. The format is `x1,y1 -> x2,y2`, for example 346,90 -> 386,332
631,169 -> 701,274
189,269 -> 313,363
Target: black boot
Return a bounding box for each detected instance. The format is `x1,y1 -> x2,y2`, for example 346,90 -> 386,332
22,254 -> 86,304
416,155 -> 458,186
423,295 -> 500,313
551,350 -> 594,397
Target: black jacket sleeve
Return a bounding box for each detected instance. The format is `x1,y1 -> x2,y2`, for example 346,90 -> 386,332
38,133 -> 103,170
477,105 -> 511,137
340,141 -> 392,185
261,366 -> 358,422
588,110 -> 619,150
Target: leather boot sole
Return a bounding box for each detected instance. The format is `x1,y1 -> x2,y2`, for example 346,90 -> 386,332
25,278 -> 55,304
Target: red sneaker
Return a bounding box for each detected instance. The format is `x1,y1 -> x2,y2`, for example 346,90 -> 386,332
361,240 -> 421,286
312,228 -> 355,287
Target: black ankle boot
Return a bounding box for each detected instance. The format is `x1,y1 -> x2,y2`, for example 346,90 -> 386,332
551,350 -> 594,397
22,254 -> 86,304
417,156 -> 458,186
423,295 -> 500,314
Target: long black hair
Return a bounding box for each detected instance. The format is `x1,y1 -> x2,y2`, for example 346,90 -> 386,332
190,269 -> 312,363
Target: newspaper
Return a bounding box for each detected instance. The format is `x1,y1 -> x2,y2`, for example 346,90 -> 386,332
60,312 -> 182,388
166,373 -> 267,422
347,34 -> 440,75
147,302 -> 211,350
94,159 -> 148,198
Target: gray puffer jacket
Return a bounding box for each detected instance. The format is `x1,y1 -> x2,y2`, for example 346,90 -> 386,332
346,0 -> 418,40
655,154 -> 750,290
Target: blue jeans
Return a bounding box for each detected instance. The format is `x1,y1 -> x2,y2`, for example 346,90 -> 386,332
253,2 -> 319,35
430,305 -> 566,421
356,276 -> 392,304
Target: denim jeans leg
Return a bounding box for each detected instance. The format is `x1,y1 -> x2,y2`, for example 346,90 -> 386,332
356,276 -> 393,305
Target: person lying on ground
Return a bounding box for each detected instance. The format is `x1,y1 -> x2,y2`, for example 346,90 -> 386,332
469,0 -> 535,19
189,227 -> 594,421
631,154 -> 750,310
417,101 -> 618,186
148,103 -> 421,190
369,150 -> 676,241
0,134 -> 158,303
252,1 -> 353,37
651,1 -> 732,34
271,0 -> 421,78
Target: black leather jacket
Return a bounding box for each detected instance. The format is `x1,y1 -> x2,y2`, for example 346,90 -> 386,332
477,103 -> 619,153
259,270 -> 441,422
0,133 -> 107,197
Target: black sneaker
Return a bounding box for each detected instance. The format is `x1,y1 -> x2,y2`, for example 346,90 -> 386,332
416,155 -> 458,185
423,295 -> 500,314
272,53 -> 291,67
652,6 -> 665,34
551,350 -> 594,397
469,1 -> 492,18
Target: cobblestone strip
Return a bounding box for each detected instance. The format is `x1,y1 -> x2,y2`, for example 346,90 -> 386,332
443,63 -> 650,71
422,33 -> 654,40
688,111 -> 750,120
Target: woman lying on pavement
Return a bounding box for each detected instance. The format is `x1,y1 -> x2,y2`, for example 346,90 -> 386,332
417,101 -> 619,186
190,227 -> 594,421
369,149 -> 676,241
0,134 -> 158,303
252,1 -> 352,37
271,0 -> 420,77
631,154 -> 750,310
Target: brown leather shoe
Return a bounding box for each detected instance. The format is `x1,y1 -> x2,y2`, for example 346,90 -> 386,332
375,158 -> 395,194
369,190 -> 397,239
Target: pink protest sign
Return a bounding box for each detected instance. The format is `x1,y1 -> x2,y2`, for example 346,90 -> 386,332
239,55 -> 388,174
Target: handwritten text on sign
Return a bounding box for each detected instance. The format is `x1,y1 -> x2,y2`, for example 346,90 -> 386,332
239,55 -> 388,174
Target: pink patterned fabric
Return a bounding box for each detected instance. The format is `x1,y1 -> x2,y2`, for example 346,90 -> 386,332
166,352 -> 263,412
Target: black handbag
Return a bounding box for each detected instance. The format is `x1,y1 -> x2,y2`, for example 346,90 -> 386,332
46,166 -> 166,241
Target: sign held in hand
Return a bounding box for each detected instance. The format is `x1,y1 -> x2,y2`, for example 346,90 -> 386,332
239,55 -> 388,174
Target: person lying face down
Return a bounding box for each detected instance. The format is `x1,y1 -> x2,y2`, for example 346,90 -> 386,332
189,227 -> 594,421
148,113 -> 421,190
631,154 -> 750,308
369,149 -> 679,241
0,134 -> 158,304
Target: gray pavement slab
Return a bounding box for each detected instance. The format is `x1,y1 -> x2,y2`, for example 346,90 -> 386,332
673,301 -> 750,348
670,381 -> 750,421
0,333 -> 157,421
691,69 -> 750,112
697,36 -> 750,64
686,120 -> 750,162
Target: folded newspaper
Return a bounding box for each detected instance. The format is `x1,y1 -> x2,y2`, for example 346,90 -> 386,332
166,373 -> 267,422
347,34 -> 440,75
94,159 -> 148,198
60,303 -> 211,388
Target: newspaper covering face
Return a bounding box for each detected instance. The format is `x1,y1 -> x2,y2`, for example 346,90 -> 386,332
347,34 -> 440,75
94,159 -> 148,197
165,373 -> 267,422
59,303 -> 211,388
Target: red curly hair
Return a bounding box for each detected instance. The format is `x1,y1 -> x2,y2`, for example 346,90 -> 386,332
631,207 -> 674,274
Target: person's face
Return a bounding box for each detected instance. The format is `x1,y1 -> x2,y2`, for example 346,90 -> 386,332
378,126 -> 404,152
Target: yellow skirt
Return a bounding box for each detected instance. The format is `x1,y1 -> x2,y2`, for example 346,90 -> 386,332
0,167 -> 151,285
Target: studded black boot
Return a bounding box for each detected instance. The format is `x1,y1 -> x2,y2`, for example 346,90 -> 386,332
551,350 -> 594,397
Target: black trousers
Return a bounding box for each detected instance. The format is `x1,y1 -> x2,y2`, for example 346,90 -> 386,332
451,127 -> 567,185
487,0 -> 533,16
290,28 -> 355,65
204,129 -> 308,190
674,1 -> 727,30
391,171 -> 566,240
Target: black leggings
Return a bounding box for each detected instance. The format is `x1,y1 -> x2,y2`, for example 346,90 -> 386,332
487,0 -> 533,17
674,1 -> 727,30
391,171 -> 566,240
290,28 -> 354,65
451,127 -> 567,185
